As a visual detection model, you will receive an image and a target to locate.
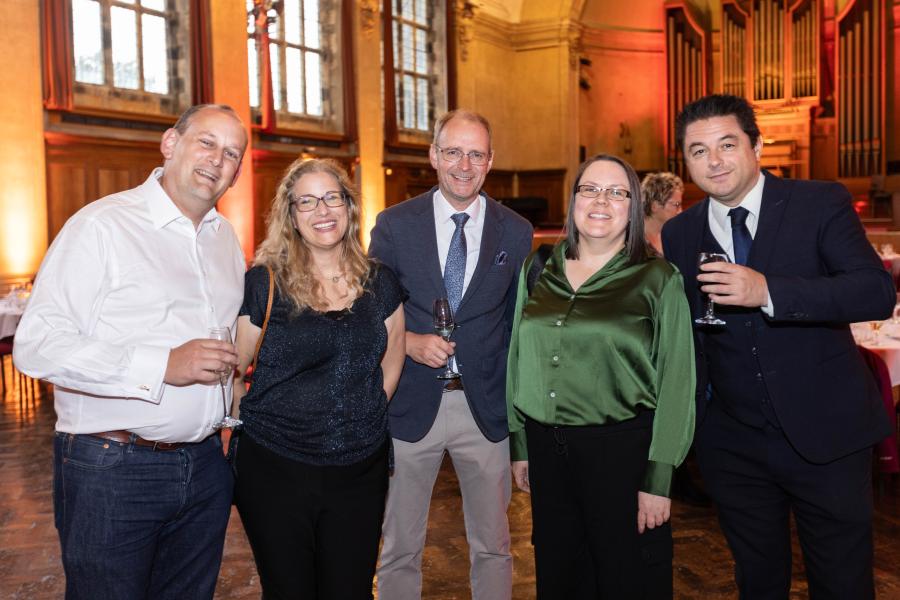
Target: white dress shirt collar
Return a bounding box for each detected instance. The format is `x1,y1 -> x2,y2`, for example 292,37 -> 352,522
433,189 -> 483,227
708,170 -> 765,239
144,167 -> 222,232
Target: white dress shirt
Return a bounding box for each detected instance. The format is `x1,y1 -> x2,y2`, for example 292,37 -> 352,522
13,168 -> 245,442
433,190 -> 485,296
706,171 -> 774,315
433,191 -> 486,372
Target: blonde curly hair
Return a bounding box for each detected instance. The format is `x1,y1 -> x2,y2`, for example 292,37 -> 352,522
253,158 -> 370,313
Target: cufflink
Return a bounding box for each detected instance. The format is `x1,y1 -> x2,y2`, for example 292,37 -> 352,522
138,384 -> 150,391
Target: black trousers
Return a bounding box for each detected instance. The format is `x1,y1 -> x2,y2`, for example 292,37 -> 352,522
234,434 -> 389,600
695,401 -> 875,600
525,415 -> 673,600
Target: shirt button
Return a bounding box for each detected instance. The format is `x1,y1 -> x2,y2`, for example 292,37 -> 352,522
555,320 -> 562,326
552,355 -> 559,362
569,294 -> 575,300
549,391 -> 556,398
755,372 -> 762,379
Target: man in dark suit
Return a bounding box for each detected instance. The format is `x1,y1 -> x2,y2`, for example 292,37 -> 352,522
369,109 -> 532,600
662,94 -> 894,599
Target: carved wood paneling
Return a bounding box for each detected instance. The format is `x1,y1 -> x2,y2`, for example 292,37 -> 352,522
44,135 -> 161,242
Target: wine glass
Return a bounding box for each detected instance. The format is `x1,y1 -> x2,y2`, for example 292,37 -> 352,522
695,252 -> 731,326
209,327 -> 242,429
433,298 -> 460,380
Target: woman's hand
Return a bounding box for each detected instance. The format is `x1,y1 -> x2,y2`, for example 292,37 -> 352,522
511,461 -> 530,493
637,491 -> 671,534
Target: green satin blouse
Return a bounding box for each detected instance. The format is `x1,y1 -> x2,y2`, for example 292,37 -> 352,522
506,242 -> 696,497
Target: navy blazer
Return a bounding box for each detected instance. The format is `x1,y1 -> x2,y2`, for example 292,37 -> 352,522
369,187 -> 533,443
662,173 -> 894,464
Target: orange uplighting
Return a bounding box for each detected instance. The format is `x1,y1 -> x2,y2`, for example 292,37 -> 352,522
0,185 -> 47,277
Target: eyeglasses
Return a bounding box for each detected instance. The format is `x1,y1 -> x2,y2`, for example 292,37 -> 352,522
576,185 -> 632,201
290,191 -> 347,212
435,146 -> 490,166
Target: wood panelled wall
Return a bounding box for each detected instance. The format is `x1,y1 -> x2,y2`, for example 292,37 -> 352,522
44,134 -> 161,242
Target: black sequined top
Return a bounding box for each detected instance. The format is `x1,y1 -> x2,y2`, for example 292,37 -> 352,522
239,263 -> 405,466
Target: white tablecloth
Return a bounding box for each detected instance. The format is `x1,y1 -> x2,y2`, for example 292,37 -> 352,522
854,322 -> 900,386
0,307 -> 22,339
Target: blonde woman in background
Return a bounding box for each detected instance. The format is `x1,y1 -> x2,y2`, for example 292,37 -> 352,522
642,172 -> 683,255
232,158 -> 405,599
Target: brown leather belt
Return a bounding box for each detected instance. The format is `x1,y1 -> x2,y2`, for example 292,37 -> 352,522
85,430 -> 193,451
443,378 -> 464,392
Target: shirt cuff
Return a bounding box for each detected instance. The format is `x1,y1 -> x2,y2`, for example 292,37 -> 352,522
125,344 -> 169,403
510,429 -> 528,461
760,290 -> 774,317
641,460 -> 674,497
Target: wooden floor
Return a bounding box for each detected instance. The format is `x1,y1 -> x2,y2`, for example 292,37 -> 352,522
1,366 -> 899,599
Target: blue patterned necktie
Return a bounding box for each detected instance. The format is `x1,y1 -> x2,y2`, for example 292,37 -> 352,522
728,206 -> 753,266
444,213 -> 470,312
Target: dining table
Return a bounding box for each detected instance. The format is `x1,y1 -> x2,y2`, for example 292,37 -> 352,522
0,295 -> 27,340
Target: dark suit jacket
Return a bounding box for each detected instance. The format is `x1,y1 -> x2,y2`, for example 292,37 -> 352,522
662,173 -> 894,464
369,187 -> 533,443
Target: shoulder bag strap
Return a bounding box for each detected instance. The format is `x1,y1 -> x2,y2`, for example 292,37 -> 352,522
250,265 -> 275,377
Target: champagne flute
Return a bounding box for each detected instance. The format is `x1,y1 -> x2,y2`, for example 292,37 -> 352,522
695,252 -> 731,326
209,326 -> 242,429
433,298 -> 460,380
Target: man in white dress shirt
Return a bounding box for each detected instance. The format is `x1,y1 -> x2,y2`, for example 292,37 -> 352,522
14,104 -> 248,599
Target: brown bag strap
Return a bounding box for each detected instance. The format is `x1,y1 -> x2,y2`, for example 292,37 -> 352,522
250,265 -> 275,377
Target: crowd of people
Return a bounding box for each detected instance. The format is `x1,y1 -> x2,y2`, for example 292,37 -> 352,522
12,93 -> 893,600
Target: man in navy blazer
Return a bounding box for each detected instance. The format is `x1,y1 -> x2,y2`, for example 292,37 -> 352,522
369,109 -> 532,600
662,94 -> 894,599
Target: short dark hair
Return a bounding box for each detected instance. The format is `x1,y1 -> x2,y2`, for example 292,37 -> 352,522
675,94 -> 761,151
172,104 -> 240,134
565,154 -> 647,266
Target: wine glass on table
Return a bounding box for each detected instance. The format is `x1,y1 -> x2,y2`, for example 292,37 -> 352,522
209,326 -> 242,429
695,252 -> 731,326
869,320 -> 884,346
433,298 -> 460,380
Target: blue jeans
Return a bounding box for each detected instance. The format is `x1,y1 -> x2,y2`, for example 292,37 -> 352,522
53,432 -> 233,600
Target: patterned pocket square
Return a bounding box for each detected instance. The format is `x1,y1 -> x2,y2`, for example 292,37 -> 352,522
494,251 -> 508,265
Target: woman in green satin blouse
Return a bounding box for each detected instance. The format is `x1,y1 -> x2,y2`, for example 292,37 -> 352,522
507,154 -> 695,599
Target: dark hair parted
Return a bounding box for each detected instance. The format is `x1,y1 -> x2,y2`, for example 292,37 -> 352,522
253,158 -> 370,313
172,104 -> 241,134
565,154 -> 647,266
641,172 -> 684,217
675,94 -> 761,151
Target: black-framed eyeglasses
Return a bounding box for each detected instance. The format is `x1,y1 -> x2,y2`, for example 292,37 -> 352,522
435,145 -> 490,166
576,185 -> 632,202
290,191 -> 347,212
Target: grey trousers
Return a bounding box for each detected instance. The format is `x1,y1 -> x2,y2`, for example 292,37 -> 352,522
376,390 -> 513,600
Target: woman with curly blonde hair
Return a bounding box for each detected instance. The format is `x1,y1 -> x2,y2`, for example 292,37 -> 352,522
232,157 -> 406,599
642,171 -> 683,255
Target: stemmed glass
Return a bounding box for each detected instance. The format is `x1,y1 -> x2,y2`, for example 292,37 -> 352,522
433,298 -> 460,380
695,252 -> 731,326
209,327 -> 242,429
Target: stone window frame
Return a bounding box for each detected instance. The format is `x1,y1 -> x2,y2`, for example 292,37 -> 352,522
383,0 -> 452,150
67,0 -> 192,119
248,0 -> 347,136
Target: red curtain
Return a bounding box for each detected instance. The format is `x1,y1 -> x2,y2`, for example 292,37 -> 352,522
42,0 -> 74,111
